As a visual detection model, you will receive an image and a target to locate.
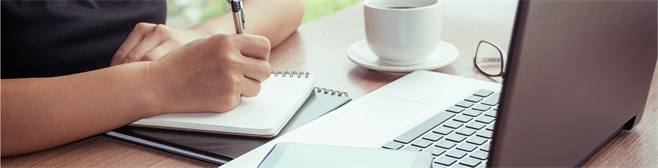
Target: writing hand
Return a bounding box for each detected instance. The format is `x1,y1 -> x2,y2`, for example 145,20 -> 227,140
110,22 -> 211,66
147,33 -> 272,113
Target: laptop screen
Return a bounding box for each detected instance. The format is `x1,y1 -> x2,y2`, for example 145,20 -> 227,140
489,0 -> 657,167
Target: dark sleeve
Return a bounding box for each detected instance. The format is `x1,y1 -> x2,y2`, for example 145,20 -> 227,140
1,0 -> 166,79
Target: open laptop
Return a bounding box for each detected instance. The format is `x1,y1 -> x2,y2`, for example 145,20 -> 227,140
221,0 -> 657,167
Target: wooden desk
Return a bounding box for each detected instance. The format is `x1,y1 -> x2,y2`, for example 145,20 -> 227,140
3,1 -> 656,167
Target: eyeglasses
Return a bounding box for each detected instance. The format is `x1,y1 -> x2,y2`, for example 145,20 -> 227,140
474,40 -> 506,77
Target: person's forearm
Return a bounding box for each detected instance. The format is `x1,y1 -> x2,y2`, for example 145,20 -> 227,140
1,62 -> 158,156
188,0 -> 305,47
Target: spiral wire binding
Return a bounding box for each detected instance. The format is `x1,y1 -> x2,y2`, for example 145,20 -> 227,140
271,71 -> 310,78
271,71 -> 348,97
314,87 -> 349,97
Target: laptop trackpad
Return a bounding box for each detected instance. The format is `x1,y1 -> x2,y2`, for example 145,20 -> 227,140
322,95 -> 429,136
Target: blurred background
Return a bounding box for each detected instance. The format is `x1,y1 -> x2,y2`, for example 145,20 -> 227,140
166,0 -> 363,29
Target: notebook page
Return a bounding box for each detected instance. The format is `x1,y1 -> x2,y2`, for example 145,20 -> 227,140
132,74 -> 315,135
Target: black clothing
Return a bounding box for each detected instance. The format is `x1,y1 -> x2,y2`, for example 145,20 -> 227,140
2,0 -> 166,79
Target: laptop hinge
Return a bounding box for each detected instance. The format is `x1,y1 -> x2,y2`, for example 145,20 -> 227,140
622,116 -> 636,130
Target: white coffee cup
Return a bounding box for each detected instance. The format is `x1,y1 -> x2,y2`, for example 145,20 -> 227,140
364,0 -> 441,65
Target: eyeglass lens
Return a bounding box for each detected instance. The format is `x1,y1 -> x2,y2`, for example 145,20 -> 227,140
474,41 -> 503,76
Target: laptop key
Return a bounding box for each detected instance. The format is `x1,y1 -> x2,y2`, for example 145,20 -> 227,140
466,136 -> 488,145
434,156 -> 457,166
382,141 -> 404,150
453,115 -> 473,123
446,134 -> 467,142
433,127 -> 453,135
446,150 -> 468,159
456,101 -> 474,108
480,143 -> 491,152
471,150 -> 489,160
422,132 -> 443,141
411,138 -> 433,148
484,109 -> 497,117
423,146 -> 447,156
443,121 -> 463,129
466,122 -> 486,130
481,93 -> 500,105
471,104 -> 491,111
473,90 -> 494,97
456,127 -> 477,136
456,143 -> 478,152
485,124 -> 495,131
465,95 -> 483,102
435,140 -> 457,149
477,130 -> 493,139
453,164 -> 474,168
476,116 -> 496,124
460,157 -> 482,167
463,109 -> 483,117
432,163 -> 448,168
446,106 -> 466,113
393,112 -> 454,144
401,145 -> 423,152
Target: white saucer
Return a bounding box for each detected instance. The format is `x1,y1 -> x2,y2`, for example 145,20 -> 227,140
347,40 -> 459,73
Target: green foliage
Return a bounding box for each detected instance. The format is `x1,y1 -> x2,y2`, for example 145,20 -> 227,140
302,0 -> 363,24
166,0 -> 363,28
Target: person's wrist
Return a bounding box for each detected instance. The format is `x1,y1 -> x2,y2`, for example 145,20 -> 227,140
141,61 -> 170,116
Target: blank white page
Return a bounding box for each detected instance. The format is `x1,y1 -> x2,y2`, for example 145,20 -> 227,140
132,73 -> 315,137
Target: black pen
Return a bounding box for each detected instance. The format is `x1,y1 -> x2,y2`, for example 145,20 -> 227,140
229,0 -> 245,34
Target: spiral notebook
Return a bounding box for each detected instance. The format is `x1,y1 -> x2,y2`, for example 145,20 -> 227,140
131,71 -> 316,138
106,87 -> 352,165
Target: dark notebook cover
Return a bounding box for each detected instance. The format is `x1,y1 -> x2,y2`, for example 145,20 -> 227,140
106,90 -> 351,165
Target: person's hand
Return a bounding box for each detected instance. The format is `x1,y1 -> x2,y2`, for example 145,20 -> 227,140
110,22 -> 211,66
147,33 -> 272,113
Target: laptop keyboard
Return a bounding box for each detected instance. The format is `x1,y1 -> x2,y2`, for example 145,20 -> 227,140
381,89 -> 499,168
